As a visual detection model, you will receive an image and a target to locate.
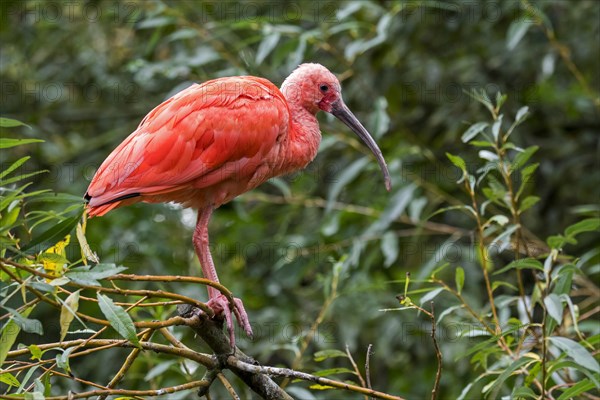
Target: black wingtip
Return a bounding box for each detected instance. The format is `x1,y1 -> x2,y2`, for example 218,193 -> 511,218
84,192 -> 142,207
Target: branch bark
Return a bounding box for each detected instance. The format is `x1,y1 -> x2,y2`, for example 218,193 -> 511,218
178,305 -> 293,400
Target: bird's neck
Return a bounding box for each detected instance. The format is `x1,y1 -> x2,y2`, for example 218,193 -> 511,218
278,84 -> 322,175
283,101 -> 322,174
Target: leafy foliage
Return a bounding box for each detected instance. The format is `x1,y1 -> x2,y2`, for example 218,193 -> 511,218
1,1 -> 599,399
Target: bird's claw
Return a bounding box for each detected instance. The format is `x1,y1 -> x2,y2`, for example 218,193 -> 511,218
206,294 -> 253,348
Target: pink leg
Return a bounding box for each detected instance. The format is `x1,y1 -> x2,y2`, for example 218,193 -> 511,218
193,207 -> 253,345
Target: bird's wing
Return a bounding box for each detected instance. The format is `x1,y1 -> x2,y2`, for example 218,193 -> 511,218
86,76 -> 289,207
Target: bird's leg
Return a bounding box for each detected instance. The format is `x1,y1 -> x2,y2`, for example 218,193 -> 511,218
193,207 -> 253,344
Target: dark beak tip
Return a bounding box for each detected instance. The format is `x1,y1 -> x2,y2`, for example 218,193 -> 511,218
332,99 -> 392,194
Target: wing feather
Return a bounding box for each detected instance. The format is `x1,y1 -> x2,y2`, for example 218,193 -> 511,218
87,77 -> 289,208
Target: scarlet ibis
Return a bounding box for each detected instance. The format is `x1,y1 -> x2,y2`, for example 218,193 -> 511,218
85,63 -> 391,344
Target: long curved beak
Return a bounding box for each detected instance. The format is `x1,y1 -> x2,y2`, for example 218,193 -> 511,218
331,99 -> 392,191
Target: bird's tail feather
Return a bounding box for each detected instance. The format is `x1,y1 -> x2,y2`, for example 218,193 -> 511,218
86,202 -> 121,217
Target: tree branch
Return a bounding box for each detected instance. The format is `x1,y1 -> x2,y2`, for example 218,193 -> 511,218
179,305 -> 293,400
226,357 -> 406,400
179,305 -> 406,400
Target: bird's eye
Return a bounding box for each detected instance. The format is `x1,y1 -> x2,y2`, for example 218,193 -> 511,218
319,84 -> 329,92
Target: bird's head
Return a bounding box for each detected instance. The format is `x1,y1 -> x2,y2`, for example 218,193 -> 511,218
281,63 -> 392,191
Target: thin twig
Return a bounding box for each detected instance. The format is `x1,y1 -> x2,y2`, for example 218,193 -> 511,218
427,302 -> 442,400
217,373 -> 241,400
227,356 -> 406,400
0,261 -> 214,324
0,380 -> 210,400
4,339 -> 215,368
366,344 -> 374,392
159,327 -> 188,349
99,329 -> 155,400
345,344 -> 367,390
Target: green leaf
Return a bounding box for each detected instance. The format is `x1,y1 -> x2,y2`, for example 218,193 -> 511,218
446,153 -> 467,173
492,280 -> 518,292
0,307 -> 33,365
548,336 -> 599,373
547,234 -> 569,249
313,349 -> 348,362
547,359 -> 600,387
512,145 -> 539,171
0,156 -> 30,180
426,205 -> 477,221
478,150 -> 498,162
55,347 -> 75,375
493,258 -> 544,275
465,89 -> 495,116
60,290 -> 80,341
519,195 -> 540,213
97,293 -> 140,346
21,213 -> 82,254
455,267 -> 465,295
28,344 -> 43,361
521,162 -> 543,190
136,16 -> 176,29
381,231 -> 398,267
488,224 -> 519,252
565,218 -> 600,238
470,140 -> 495,147
326,157 -> 369,213
267,177 -> 291,199
65,264 -> 127,286
0,372 -> 20,387
461,122 -> 488,143
0,170 -> 48,186
0,117 -> 31,128
515,106 -> 529,123
544,293 -> 563,324
420,287 -> 445,305
557,379 -> 596,400
430,263 -> 450,279
144,360 -> 177,381
437,304 -> 463,324
484,356 -> 537,394
0,204 -> 20,232
495,93 -> 507,110
344,13 -> 392,61
363,184 -> 416,236
487,215 -> 509,227
512,386 -> 537,399
491,115 -> 503,142
314,367 -> 356,377
28,192 -> 86,204
370,97 -> 390,139
2,306 -> 43,335
506,19 -> 531,50
552,264 -> 576,296
256,30 -> 281,64
0,138 -> 43,148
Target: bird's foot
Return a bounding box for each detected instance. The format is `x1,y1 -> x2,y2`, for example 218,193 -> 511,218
206,294 -> 253,347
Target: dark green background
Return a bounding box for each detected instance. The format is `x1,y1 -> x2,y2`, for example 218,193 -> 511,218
2,0 -> 598,398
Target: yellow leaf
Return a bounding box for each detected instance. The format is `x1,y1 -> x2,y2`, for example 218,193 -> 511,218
76,221 -> 99,265
42,235 -> 70,281
309,384 -> 335,390
60,290 -> 80,342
